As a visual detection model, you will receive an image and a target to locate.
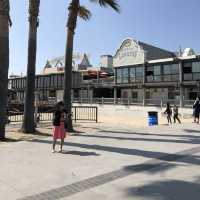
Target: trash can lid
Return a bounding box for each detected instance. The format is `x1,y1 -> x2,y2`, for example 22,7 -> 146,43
148,111 -> 158,114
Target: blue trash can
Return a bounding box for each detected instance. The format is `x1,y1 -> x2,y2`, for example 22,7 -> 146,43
148,111 -> 158,126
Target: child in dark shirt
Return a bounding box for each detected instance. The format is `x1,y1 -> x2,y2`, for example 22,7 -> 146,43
173,105 -> 181,124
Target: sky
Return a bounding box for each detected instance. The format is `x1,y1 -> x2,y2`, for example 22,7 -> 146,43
9,0 -> 200,75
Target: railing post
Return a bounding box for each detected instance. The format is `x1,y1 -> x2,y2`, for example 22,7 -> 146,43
74,107 -> 77,122
96,107 -> 98,123
102,97 -> 104,105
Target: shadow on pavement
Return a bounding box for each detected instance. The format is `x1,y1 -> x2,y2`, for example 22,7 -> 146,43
30,139 -> 200,166
73,133 -> 200,145
126,180 -> 200,200
61,150 -> 100,156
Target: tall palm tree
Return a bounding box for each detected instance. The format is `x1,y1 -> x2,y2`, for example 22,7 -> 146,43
22,0 -> 40,133
64,0 -> 120,131
0,0 -> 11,140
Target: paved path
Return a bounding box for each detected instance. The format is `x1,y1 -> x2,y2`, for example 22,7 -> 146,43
1,123 -> 200,199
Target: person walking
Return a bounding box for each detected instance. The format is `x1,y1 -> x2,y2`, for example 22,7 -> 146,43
164,102 -> 172,125
193,98 -> 200,123
173,105 -> 181,124
52,102 -> 67,153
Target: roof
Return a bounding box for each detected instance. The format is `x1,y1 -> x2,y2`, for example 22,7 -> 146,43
43,54 -> 91,74
138,41 -> 176,60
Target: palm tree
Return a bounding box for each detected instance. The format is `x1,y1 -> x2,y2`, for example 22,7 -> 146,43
64,0 -> 120,131
22,0 -> 40,133
0,0 -> 11,140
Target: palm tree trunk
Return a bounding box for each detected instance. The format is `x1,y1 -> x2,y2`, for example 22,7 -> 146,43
22,0 -> 40,133
64,0 -> 79,131
0,0 -> 10,140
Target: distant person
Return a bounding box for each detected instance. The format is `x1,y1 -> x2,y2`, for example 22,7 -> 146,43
173,105 -> 181,124
164,102 -> 172,125
193,98 -> 200,123
52,102 -> 67,153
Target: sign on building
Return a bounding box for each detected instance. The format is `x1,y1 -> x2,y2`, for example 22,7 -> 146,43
113,38 -> 146,67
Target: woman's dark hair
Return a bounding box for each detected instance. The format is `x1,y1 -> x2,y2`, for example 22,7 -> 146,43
167,102 -> 170,108
55,101 -> 64,110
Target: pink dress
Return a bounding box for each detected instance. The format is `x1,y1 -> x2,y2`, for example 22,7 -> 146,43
53,121 -> 66,140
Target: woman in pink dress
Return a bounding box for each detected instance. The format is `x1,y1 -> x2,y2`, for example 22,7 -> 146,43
52,102 -> 67,153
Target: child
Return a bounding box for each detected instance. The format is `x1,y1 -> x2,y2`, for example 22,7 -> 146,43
52,102 -> 67,153
164,102 -> 172,125
173,105 -> 181,124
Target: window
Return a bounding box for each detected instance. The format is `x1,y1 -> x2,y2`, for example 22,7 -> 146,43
122,68 -> 129,83
132,91 -> 138,99
147,66 -> 154,76
154,66 -> 161,76
192,62 -> 200,73
163,64 -> 179,81
183,61 -> 200,81
183,62 -> 192,73
146,65 -> 161,82
136,67 -> 143,81
129,67 -> 143,82
163,65 -> 171,74
116,68 -> 122,84
193,73 -> 200,81
130,68 -> 135,82
184,73 -> 192,81
171,64 -> 179,74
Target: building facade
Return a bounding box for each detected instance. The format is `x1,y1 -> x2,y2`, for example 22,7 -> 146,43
9,72 -> 82,103
113,38 -> 200,106
9,38 -> 200,107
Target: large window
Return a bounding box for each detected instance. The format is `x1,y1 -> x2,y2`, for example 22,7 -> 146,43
129,67 -> 143,82
163,64 -> 179,82
146,65 -> 161,82
116,68 -> 129,83
122,68 -> 129,83
130,68 -> 136,82
116,68 -> 122,83
183,61 -> 200,81
136,67 -> 143,82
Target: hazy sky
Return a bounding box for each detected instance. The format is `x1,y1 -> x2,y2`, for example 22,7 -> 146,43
9,0 -> 200,75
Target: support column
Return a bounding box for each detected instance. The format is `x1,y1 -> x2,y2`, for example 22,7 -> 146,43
142,62 -> 146,106
90,88 -> 93,104
114,87 -> 117,104
180,86 -> 184,108
80,88 -> 82,104
179,61 -> 184,107
71,89 -> 74,103
142,87 -> 146,106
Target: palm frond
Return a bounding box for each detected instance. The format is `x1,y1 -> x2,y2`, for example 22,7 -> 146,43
90,0 -> 120,12
78,6 -> 91,20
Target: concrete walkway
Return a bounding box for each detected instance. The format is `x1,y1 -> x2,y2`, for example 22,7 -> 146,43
1,123 -> 200,199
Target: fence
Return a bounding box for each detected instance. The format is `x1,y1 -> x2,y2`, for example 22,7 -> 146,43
73,97 -> 194,108
8,106 -> 98,123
